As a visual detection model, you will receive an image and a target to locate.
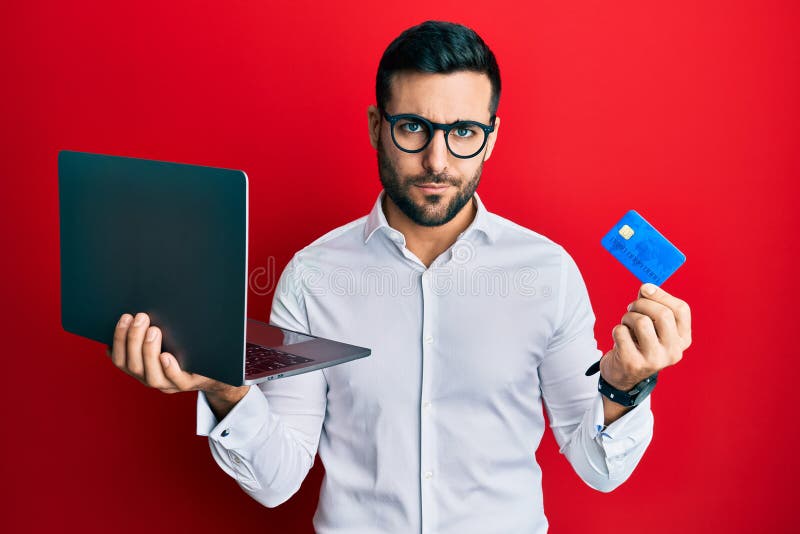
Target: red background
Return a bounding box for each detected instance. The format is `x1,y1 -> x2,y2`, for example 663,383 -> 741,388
1,1 -> 797,532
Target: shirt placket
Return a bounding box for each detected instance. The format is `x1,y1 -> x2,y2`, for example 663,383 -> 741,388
419,267 -> 439,534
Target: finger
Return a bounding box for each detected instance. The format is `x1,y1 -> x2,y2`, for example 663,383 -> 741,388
141,326 -> 178,390
612,323 -> 641,361
159,352 -> 203,391
639,283 -> 692,343
125,312 -> 150,379
621,311 -> 660,358
606,324 -> 646,389
627,297 -> 680,348
111,314 -> 133,370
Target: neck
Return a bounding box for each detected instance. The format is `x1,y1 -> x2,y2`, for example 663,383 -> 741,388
382,193 -> 477,268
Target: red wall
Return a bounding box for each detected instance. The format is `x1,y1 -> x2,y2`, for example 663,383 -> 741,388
2,1 -> 796,532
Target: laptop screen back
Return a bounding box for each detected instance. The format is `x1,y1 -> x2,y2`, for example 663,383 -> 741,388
58,150 -> 248,386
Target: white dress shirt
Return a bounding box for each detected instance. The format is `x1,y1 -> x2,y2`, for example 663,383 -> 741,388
197,191 -> 654,534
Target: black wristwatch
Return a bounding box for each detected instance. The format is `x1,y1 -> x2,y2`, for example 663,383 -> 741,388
585,359 -> 658,407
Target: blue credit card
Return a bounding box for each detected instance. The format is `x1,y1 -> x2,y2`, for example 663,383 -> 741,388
601,210 -> 686,285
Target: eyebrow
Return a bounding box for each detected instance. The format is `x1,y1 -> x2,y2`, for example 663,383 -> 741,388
402,113 -> 485,124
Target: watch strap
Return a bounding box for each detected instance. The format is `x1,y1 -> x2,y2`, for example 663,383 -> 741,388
585,358 -> 658,407
585,359 -> 601,376
598,373 -> 657,407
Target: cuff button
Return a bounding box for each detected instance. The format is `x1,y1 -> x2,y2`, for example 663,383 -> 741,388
221,429 -> 230,437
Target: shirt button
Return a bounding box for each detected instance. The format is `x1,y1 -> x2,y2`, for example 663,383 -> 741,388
423,401 -> 432,409
221,429 -> 230,437
424,335 -> 433,344
231,454 -> 241,464
424,471 -> 433,479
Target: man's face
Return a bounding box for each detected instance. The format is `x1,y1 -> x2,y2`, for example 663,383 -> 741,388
368,71 -> 500,227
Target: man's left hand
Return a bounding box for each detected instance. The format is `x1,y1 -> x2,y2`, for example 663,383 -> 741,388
600,283 -> 692,391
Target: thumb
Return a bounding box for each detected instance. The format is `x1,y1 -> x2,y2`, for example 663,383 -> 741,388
159,352 -> 193,390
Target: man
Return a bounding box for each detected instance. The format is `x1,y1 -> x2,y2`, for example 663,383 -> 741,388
109,20 -> 692,533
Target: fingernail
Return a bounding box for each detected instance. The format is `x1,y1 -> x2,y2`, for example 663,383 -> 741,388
161,354 -> 171,368
133,314 -> 145,326
643,283 -> 656,295
120,315 -> 131,327
146,328 -> 157,342
627,302 -> 633,311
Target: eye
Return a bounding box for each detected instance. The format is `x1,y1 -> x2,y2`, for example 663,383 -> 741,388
400,120 -> 424,133
453,124 -> 477,138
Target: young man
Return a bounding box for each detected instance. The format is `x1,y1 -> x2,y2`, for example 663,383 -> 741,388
110,20 -> 692,533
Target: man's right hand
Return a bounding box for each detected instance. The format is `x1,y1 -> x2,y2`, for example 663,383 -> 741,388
108,312 -> 249,418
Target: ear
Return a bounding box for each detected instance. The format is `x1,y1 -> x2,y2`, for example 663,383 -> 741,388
482,115 -> 500,162
367,105 -> 381,149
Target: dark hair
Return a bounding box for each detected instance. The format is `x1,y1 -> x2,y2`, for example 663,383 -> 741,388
376,20 -> 501,117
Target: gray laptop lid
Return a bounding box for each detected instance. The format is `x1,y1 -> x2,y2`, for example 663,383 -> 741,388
59,150 -> 247,386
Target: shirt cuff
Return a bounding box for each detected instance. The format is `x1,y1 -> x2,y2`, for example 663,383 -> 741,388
196,386 -> 272,450
591,391 -> 654,459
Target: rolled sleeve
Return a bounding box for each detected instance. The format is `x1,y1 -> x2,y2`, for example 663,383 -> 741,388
589,393 -> 654,477
540,247 -> 654,492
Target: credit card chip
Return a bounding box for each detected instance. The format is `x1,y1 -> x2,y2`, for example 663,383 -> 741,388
618,224 -> 635,240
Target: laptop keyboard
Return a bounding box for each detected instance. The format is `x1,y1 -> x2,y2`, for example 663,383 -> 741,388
245,343 -> 314,376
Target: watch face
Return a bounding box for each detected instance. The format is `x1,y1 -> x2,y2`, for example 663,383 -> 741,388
632,376 -> 657,405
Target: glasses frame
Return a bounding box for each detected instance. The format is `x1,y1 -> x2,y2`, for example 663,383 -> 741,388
382,110 -> 496,159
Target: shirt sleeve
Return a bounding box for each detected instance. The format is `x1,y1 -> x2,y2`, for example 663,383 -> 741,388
537,247 -> 654,492
195,254 -> 328,507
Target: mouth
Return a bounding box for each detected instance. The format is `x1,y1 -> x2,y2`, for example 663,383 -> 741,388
414,183 -> 451,194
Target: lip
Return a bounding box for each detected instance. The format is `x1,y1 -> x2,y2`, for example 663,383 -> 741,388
415,184 -> 450,194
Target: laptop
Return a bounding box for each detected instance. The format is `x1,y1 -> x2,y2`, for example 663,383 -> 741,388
58,150 -> 371,386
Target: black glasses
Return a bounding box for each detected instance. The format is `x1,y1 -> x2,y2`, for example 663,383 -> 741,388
382,110 -> 496,159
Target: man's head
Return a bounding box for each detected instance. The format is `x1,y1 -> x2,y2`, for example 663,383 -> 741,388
368,21 -> 501,227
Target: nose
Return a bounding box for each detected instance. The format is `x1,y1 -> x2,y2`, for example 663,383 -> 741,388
422,128 -> 450,174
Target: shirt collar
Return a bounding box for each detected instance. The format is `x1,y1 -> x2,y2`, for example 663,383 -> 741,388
363,190 -> 497,245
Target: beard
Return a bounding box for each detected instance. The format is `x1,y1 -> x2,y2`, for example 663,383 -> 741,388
377,137 -> 483,227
